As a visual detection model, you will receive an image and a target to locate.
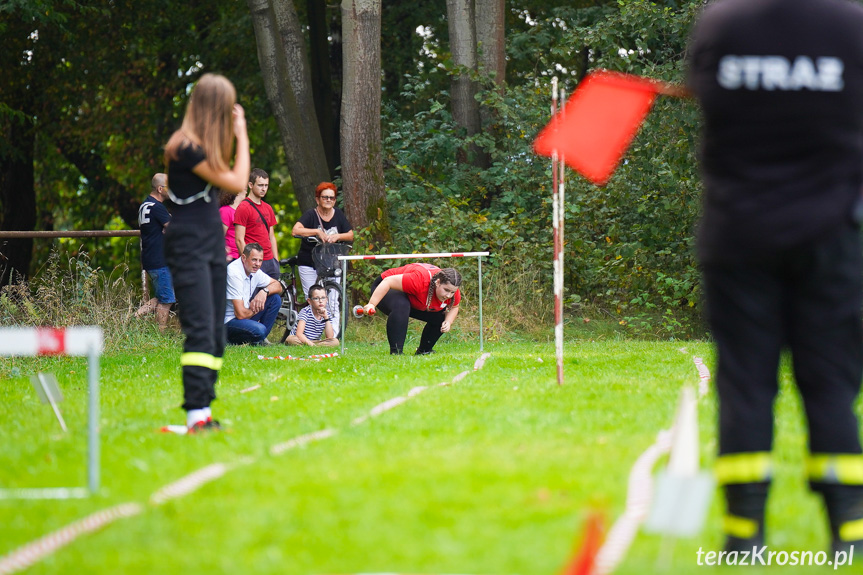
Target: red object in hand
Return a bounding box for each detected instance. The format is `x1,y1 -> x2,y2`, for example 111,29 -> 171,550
533,71 -> 664,186
354,305 -> 377,318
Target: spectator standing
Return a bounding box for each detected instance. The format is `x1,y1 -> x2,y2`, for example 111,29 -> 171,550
219,187 -> 247,262
687,0 -> 863,554
136,173 -> 175,331
234,168 -> 279,279
291,182 -> 354,298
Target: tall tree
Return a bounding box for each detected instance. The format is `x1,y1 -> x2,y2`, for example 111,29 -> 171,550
306,0 -> 340,175
0,0 -> 277,283
445,0 -> 505,168
247,0 -> 330,212
340,0 -> 386,231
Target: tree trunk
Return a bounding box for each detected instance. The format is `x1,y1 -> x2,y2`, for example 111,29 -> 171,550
446,0 -> 488,168
306,0 -> 339,176
340,0 -> 387,234
247,0 -> 330,212
0,118 -> 36,285
475,0 -> 505,90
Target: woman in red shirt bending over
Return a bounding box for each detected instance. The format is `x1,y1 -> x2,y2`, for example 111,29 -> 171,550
363,263 -> 462,355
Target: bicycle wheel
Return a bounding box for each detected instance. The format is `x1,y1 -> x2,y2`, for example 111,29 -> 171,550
275,285 -> 298,343
323,281 -> 345,337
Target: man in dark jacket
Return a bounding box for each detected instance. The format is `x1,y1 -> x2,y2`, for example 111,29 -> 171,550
136,173 -> 175,330
688,0 -> 863,555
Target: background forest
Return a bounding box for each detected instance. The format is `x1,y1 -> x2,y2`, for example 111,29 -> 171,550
1,0 -> 703,337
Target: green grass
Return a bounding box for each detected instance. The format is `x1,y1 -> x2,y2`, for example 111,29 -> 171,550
0,329 -> 854,574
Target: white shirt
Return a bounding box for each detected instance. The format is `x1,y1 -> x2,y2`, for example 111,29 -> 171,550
225,258 -> 272,323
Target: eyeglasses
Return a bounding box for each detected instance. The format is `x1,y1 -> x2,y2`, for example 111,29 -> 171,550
319,196 -> 336,201
310,296 -> 327,301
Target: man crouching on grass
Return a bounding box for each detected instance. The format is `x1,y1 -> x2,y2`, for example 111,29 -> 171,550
225,243 -> 282,345
285,284 -> 338,347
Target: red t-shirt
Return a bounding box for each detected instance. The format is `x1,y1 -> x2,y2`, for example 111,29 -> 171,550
233,199 -> 277,260
382,263 -> 462,311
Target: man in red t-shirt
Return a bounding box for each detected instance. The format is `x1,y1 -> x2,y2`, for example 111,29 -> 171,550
234,168 -> 279,278
363,263 -> 462,355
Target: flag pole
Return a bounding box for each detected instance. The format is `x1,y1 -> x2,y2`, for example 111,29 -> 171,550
557,85 -> 566,386
551,77 -> 564,385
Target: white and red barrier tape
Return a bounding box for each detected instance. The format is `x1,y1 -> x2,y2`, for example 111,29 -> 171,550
338,251 -> 489,261
591,355 -> 711,575
0,327 -> 103,357
257,352 -> 338,361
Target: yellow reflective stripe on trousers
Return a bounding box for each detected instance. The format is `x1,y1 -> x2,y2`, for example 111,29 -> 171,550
839,518 -> 863,541
807,454 -> 863,485
180,352 -> 222,370
722,515 -> 759,539
715,452 -> 772,485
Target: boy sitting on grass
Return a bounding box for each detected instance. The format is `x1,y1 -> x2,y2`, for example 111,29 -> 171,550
285,284 -> 338,347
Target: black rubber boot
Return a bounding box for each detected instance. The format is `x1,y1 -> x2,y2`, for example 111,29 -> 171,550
812,483 -> 863,557
723,482 -> 769,552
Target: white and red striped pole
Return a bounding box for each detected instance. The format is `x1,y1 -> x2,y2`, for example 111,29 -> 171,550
337,252 -> 490,354
551,77 -> 565,385
0,327 -> 103,499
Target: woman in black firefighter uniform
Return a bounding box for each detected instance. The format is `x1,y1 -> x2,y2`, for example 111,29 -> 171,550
163,73 -> 250,432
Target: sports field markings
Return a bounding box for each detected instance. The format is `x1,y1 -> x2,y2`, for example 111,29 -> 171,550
150,462 -> 239,505
593,355 -> 711,574
0,503 -> 143,575
271,428 -> 339,456
0,352 -> 493,574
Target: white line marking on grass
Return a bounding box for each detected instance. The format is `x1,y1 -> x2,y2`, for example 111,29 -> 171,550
0,502 -> 143,575
451,371 -> 470,383
473,352 -> 491,371
270,428 -> 338,456
150,462 -> 235,505
240,384 -> 261,393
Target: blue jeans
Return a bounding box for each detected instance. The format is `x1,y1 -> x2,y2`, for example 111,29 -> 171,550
225,293 -> 281,345
146,267 -> 176,304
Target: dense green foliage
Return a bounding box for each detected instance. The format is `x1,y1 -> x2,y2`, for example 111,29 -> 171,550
3,0 -> 706,337
378,1 -> 705,337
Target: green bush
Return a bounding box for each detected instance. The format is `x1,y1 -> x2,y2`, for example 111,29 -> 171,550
378,1 -> 706,338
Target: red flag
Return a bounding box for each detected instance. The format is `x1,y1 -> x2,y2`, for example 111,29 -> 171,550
534,71 -> 662,186
560,511 -> 606,575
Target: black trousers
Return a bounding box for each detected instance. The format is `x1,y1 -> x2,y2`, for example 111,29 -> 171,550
164,220 -> 227,411
703,222 -> 863,456
371,276 -> 446,354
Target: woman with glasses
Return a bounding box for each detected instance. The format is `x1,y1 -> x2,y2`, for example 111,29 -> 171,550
291,182 -> 354,298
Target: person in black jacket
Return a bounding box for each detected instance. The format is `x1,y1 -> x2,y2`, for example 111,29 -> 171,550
688,0 -> 863,554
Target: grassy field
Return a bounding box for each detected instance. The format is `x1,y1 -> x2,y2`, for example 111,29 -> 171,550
0,324 -> 853,574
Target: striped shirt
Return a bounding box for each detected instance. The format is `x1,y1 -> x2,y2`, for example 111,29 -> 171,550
291,306 -> 330,340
